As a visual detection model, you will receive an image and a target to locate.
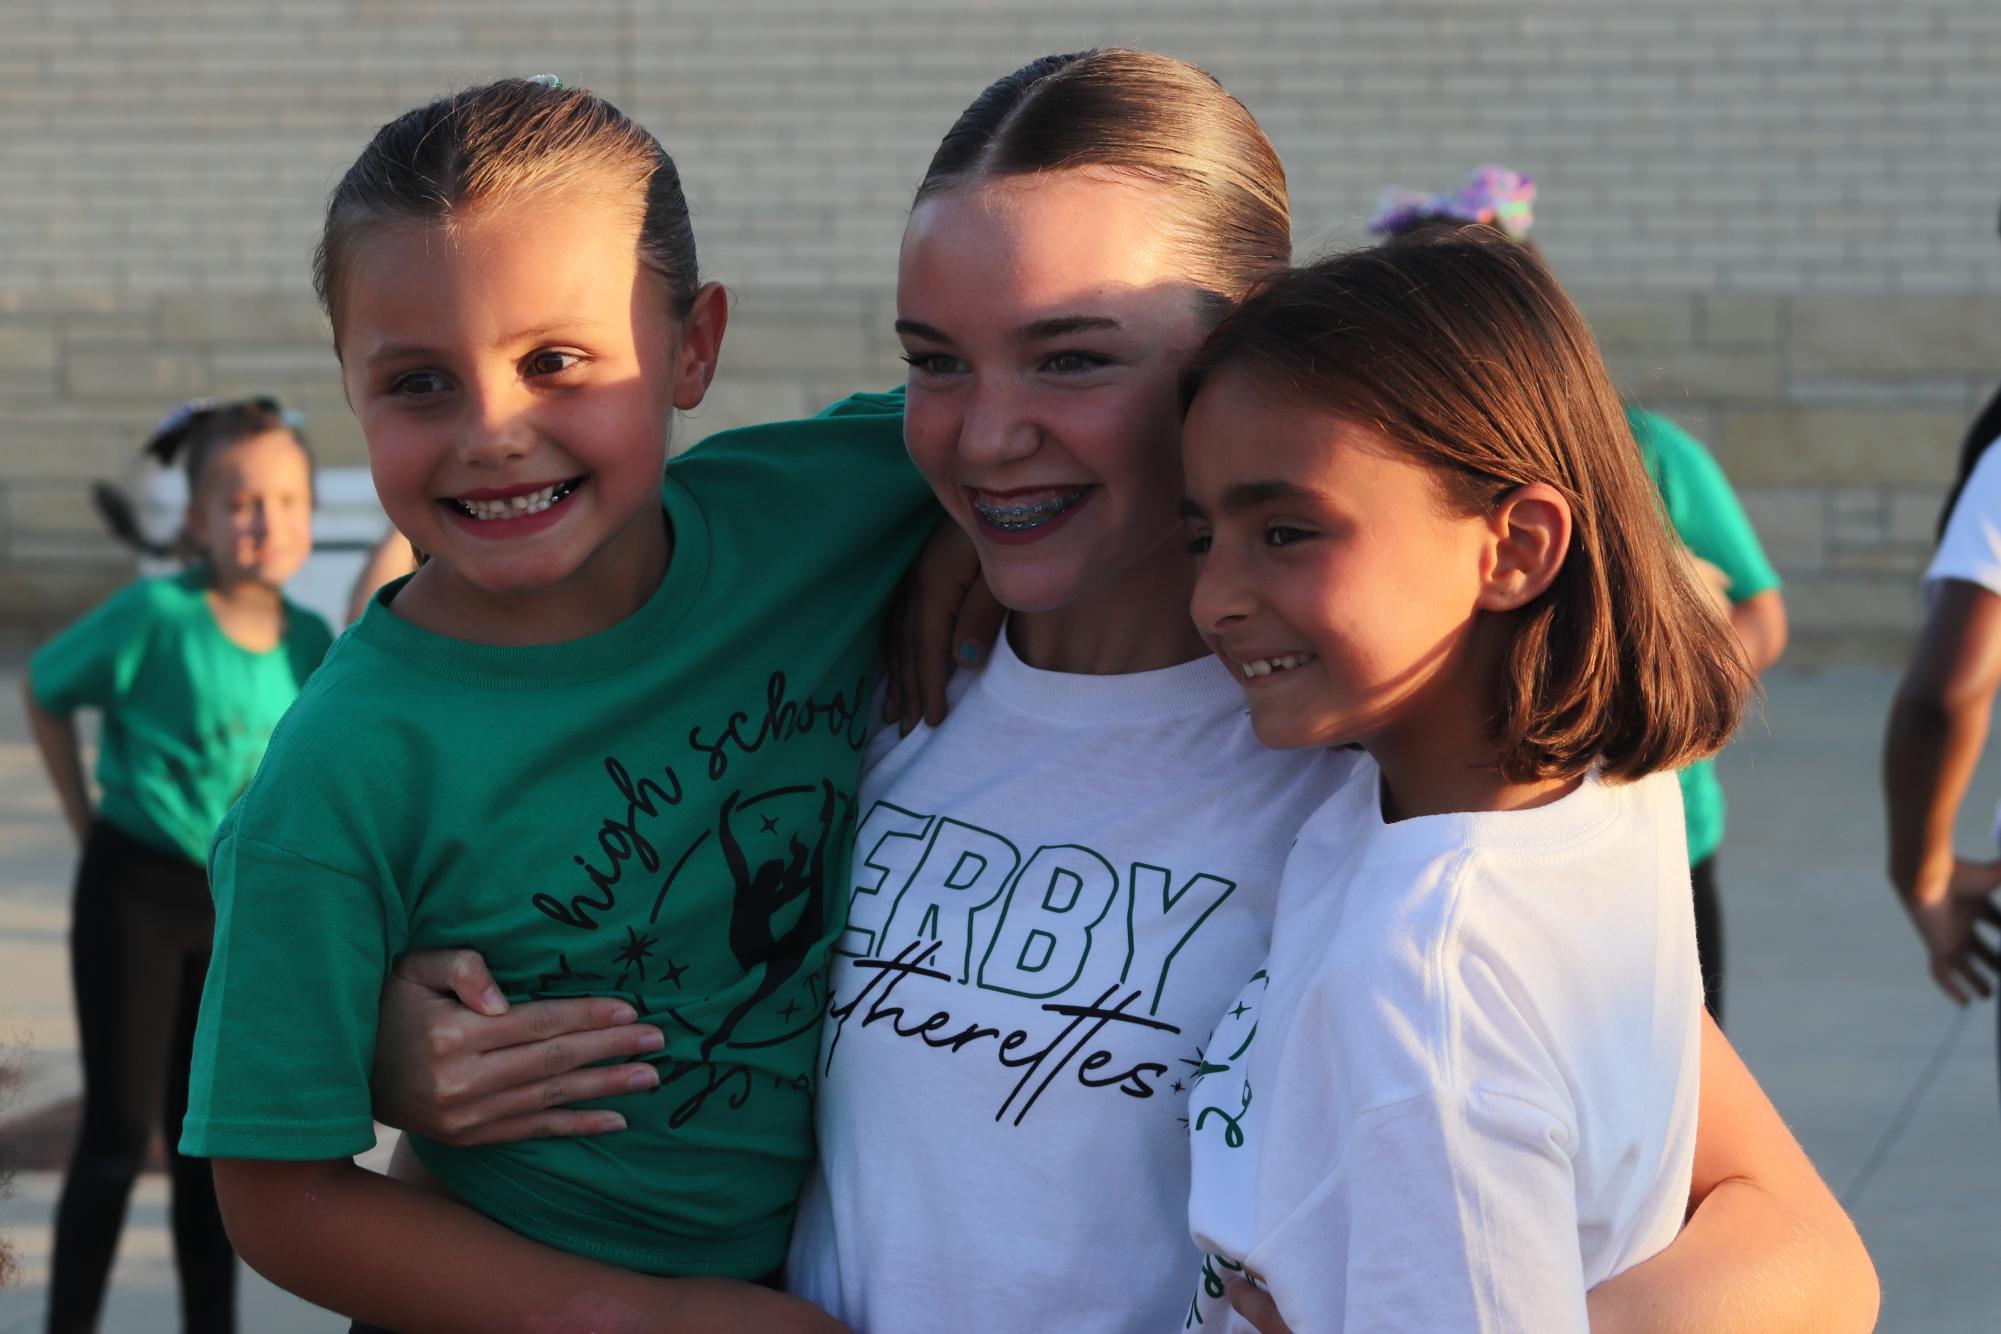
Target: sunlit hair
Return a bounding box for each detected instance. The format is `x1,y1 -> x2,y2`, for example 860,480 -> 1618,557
314,78 -> 698,349
1184,230 -> 1753,783
915,49 -> 1291,314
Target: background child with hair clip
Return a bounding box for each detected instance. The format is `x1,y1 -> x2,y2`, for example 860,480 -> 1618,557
25,396 -> 331,1334
1179,231 -> 1755,1332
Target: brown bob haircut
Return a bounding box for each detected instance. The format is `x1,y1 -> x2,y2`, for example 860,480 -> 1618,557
1183,229 -> 1752,783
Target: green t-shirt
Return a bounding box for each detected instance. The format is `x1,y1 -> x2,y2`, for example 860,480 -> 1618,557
1628,406 -> 1781,864
182,392 -> 935,1279
28,568 -> 334,863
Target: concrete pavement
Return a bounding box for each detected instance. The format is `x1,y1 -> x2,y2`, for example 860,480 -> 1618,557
1,659 -> 1997,1330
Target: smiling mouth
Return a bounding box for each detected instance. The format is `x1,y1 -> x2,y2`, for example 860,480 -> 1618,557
971,486 -> 1094,532
1237,652 -> 1317,679
445,477 -> 584,521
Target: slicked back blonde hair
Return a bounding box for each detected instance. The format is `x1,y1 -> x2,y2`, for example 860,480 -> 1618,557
314,78 -> 698,350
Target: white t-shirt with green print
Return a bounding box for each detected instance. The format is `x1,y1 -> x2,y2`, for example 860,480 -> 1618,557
1185,756 -> 1700,1332
785,627 -> 1355,1334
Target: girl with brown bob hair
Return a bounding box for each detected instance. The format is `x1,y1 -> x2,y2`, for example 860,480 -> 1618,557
1180,230 -> 1759,1330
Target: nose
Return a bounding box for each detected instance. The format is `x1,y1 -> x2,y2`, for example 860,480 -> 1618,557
1190,539 -> 1256,636
457,379 -> 536,467
957,378 -> 1040,468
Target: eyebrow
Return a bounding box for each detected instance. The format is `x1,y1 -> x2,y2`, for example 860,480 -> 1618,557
361,342 -> 441,369
1180,479 -> 1322,519
361,322 -> 607,368
893,314 -> 1124,346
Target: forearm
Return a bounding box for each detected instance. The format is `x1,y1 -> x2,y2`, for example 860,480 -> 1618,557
1588,1015 -> 1877,1333
1883,686 -> 1988,898
1728,590 -> 1787,674
214,1158 -> 830,1334
1586,1178 -> 1875,1334
22,677 -> 91,841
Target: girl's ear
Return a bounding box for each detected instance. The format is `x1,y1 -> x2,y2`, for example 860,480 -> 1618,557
1477,482 -> 1571,612
671,282 -> 730,411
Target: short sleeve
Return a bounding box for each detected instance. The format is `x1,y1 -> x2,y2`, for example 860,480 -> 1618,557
284,604 -> 337,682
1930,438 -> 2001,597
1252,1088 -> 1588,1334
1632,411 -> 1782,602
180,811 -> 404,1161
28,582 -> 157,714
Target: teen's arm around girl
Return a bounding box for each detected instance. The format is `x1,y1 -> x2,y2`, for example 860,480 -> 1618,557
1177,233 -> 1867,1330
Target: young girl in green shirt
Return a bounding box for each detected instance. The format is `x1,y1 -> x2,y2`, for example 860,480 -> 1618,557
180,78 -> 930,1332
26,397 -> 331,1332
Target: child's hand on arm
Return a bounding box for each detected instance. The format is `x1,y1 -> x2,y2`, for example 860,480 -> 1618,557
372,948 -> 665,1145
214,1157 -> 847,1333
22,672 -> 91,843
881,518 -> 1002,735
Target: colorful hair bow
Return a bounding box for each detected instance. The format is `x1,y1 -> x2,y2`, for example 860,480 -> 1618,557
1367,165 -> 1536,240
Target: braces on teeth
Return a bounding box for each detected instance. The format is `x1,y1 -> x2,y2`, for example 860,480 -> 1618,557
453,478 -> 581,521
973,488 -> 1090,531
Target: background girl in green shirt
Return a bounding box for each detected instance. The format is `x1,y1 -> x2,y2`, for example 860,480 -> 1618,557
25,396 -> 331,1333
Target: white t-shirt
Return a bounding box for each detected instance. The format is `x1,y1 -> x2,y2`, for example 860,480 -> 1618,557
785,629 -> 1356,1333
1926,436 -> 2001,841
1186,757 -> 1701,1333
1928,436 -> 2001,600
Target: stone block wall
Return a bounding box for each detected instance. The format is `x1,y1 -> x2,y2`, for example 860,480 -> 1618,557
5,1 -> 2001,659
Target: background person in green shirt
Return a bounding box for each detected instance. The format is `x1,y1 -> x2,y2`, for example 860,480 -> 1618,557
24,396 -> 332,1334
1367,167 -> 1789,1024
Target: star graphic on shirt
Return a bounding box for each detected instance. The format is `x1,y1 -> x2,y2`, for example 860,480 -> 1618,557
613,927 -> 656,985
778,998 -> 801,1022
1179,1045 -> 1207,1074
759,814 -> 780,834
1171,1080 -> 1186,1095
662,956 -> 689,989
1229,1001 -> 1251,1020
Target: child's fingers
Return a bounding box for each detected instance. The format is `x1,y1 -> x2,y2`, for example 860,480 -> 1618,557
432,1060 -> 663,1143
880,577 -> 913,724
949,578 -> 1005,673
897,587 -> 925,736
498,995 -> 646,1047
913,603 -> 957,728
435,1106 -> 632,1148
1932,957 -> 1971,1005
391,947 -> 507,1014
472,1022 -> 666,1093
1224,1276 -> 1293,1334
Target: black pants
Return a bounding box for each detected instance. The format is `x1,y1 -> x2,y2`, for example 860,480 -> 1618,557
46,821 -> 237,1334
1692,854 -> 1724,1027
